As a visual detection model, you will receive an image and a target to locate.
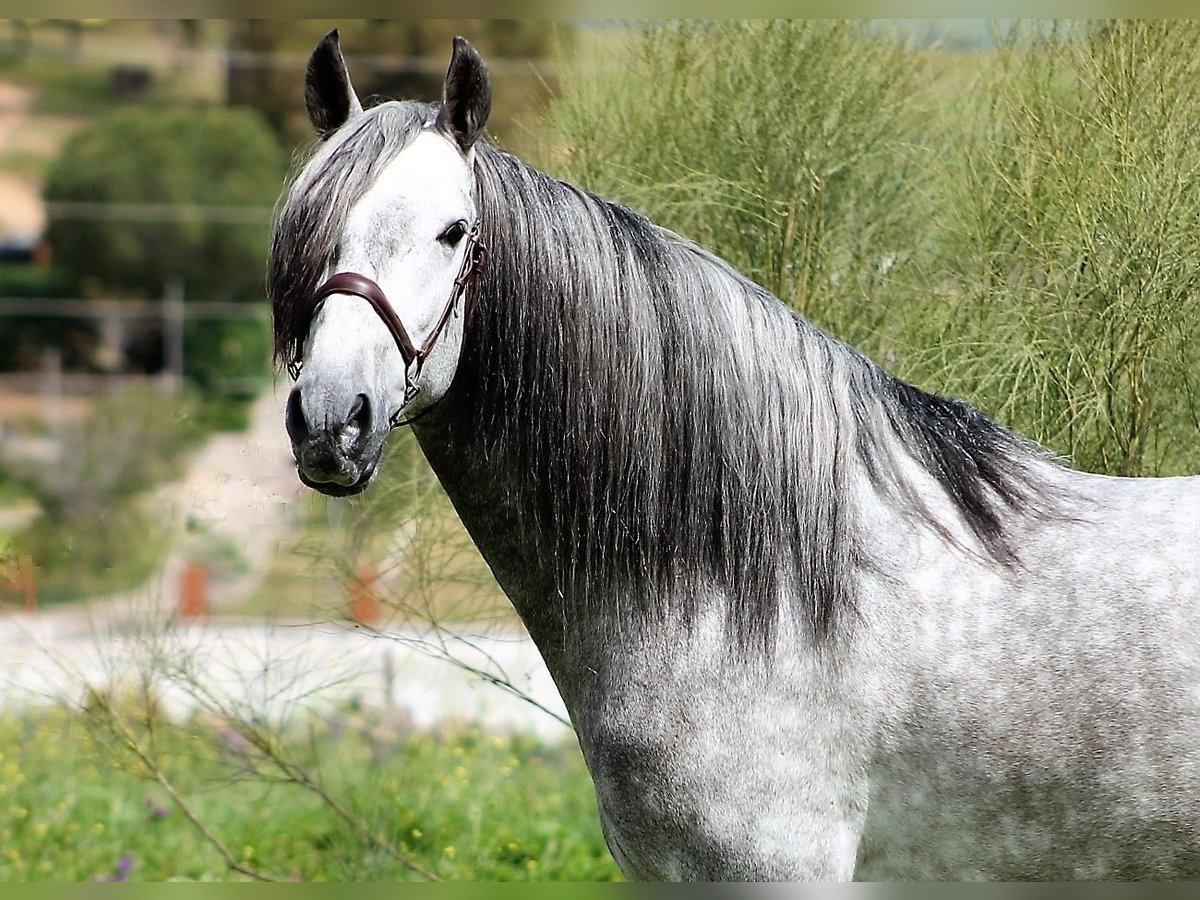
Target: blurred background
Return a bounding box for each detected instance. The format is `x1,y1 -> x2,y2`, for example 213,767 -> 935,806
0,18 -> 1198,881
0,20 -> 569,617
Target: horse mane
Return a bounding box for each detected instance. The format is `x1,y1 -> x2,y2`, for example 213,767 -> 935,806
464,143 -> 1053,652
269,100 -> 1053,653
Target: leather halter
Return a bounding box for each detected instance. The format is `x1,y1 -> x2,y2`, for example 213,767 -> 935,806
290,225 -> 487,428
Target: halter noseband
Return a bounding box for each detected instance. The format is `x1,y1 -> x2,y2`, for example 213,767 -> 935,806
289,225 -> 487,428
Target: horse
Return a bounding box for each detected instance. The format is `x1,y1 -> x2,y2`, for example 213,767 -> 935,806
270,31 -> 1200,880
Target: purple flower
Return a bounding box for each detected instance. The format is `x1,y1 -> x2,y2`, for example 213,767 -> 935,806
144,796 -> 171,820
95,854 -> 134,882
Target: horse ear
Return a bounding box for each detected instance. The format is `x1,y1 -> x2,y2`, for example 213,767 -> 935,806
305,29 -> 363,139
436,36 -> 492,153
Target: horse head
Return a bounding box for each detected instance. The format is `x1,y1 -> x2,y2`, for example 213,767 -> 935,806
278,31 -> 491,496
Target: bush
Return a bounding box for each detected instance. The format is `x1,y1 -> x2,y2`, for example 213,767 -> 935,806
183,317 -> 271,402
10,383 -> 204,602
18,499 -> 167,603
542,21 -> 1200,478
540,21 -> 932,348
43,106 -> 286,303
0,264 -> 96,371
923,21 -> 1200,475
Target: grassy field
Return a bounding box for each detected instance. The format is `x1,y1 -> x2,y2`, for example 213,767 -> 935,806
0,704 -> 618,882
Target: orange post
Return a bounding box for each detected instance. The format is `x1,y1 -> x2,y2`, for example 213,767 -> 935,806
348,564 -> 381,625
179,562 -> 209,620
19,556 -> 35,612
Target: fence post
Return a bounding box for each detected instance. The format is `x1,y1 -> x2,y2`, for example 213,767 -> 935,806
20,556 -> 36,612
162,275 -> 185,391
348,564 -> 381,626
179,561 -> 208,620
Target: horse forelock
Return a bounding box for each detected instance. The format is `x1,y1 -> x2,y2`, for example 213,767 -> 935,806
268,100 -> 437,369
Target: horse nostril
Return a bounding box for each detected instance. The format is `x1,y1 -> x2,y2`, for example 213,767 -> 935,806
346,392 -> 371,433
286,387 -> 309,445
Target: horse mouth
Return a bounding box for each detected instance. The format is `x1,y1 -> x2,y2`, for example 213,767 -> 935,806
296,456 -> 379,497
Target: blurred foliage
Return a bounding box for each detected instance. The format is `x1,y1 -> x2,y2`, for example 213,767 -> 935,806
0,265 -> 96,371
228,20 -> 571,153
18,501 -> 166,603
0,20 -> 215,115
43,106 -> 285,303
183,317 -> 271,406
9,383 -> 203,602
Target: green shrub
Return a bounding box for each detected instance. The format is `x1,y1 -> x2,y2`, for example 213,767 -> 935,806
920,21 -> 1200,475
543,21 -> 1200,478
540,20 -> 932,348
183,317 -> 271,409
10,383 -> 204,602
43,106 -> 285,303
18,499 -> 167,603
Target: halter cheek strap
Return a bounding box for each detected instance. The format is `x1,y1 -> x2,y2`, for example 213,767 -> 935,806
291,225 -> 487,428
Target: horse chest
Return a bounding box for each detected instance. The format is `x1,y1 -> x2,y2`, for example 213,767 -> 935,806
564,636 -> 872,881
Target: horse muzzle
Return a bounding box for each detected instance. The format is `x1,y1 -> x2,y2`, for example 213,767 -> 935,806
286,386 -> 384,497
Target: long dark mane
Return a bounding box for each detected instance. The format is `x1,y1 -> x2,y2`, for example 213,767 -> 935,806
462,142 -> 1052,651
271,101 -> 1053,653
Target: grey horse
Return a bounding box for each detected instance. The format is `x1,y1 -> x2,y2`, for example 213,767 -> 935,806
272,31 -> 1200,880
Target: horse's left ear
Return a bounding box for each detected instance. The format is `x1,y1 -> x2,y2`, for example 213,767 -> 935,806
306,29 -> 364,139
436,36 -> 492,153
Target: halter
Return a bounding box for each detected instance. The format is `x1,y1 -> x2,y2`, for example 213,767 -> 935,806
288,225 -> 487,429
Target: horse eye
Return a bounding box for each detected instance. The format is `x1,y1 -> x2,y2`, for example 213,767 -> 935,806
438,221 -> 468,246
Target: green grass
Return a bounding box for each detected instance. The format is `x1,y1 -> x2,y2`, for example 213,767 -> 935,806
0,704 -> 617,882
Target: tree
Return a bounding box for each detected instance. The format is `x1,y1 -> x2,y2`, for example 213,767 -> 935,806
44,106 -> 286,302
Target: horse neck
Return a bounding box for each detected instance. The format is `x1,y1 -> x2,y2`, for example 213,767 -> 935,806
411,406 -> 590,681
416,146 -> 1052,688
412,148 -> 883,668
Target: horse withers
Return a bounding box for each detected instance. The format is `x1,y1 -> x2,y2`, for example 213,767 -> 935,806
272,30 -> 1200,880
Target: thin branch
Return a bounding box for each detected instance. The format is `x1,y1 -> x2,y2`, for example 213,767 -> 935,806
88,693 -> 282,883
175,668 -> 442,882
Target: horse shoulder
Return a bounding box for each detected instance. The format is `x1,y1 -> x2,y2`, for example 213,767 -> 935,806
570,611 -> 879,881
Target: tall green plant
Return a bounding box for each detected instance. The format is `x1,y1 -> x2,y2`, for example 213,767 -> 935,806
927,21 -> 1200,475
539,21 -> 931,348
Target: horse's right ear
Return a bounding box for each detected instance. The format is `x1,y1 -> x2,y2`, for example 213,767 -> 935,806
305,29 -> 363,139
436,36 -> 492,153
